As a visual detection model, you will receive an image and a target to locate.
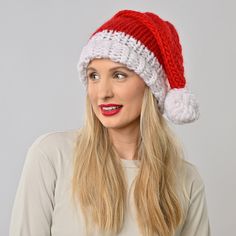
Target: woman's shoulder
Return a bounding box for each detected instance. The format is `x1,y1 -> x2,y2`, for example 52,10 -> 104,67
29,129 -> 80,149
25,129 -> 81,168
179,160 -> 207,206
182,160 -> 206,188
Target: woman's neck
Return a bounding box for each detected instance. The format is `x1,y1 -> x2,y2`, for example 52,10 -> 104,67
108,125 -> 140,160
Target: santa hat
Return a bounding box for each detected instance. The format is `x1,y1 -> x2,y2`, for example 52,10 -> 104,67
77,9 -> 200,125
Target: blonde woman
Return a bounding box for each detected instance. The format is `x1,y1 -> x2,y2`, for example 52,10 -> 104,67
9,9 -> 211,236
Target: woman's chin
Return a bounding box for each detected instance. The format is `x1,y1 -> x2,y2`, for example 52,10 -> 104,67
99,120 -> 126,129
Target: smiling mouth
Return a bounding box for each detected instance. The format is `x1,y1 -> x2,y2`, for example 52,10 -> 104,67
100,105 -> 123,116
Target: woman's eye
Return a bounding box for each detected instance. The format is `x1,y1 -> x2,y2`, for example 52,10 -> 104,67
114,72 -> 126,80
88,72 -> 99,80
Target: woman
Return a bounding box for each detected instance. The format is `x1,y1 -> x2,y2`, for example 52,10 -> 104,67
9,9 -> 211,236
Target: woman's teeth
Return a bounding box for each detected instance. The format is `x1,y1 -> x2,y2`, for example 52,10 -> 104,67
103,106 -> 121,111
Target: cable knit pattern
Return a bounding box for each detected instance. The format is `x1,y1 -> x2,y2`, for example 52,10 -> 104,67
76,9 -> 200,124
77,30 -> 170,113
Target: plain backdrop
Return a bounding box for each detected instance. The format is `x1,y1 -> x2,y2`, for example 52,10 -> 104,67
1,0 -> 235,235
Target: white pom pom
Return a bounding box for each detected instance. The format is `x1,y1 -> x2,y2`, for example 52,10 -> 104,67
163,88 -> 200,125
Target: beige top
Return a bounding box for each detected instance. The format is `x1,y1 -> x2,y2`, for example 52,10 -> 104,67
9,130 -> 211,236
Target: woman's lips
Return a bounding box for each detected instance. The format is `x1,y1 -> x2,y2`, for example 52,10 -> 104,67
100,106 -> 123,116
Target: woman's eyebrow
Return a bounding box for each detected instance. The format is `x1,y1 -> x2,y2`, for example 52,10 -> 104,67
86,66 -> 132,72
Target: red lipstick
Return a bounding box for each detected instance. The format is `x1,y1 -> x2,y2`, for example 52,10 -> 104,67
99,104 -> 123,116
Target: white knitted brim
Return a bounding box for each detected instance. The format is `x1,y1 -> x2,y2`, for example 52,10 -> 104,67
77,30 -> 171,113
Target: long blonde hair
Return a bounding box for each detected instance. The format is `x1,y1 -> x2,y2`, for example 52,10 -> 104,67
71,87 -> 189,236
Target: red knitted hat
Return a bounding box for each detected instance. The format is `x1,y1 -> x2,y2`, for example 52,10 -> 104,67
77,9 -> 200,125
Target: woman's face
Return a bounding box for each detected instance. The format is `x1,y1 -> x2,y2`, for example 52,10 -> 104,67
86,58 -> 147,129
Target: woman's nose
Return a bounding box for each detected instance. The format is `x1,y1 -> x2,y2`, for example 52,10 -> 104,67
98,77 -> 114,99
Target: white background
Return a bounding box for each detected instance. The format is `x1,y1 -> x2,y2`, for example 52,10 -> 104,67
1,0 -> 235,235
